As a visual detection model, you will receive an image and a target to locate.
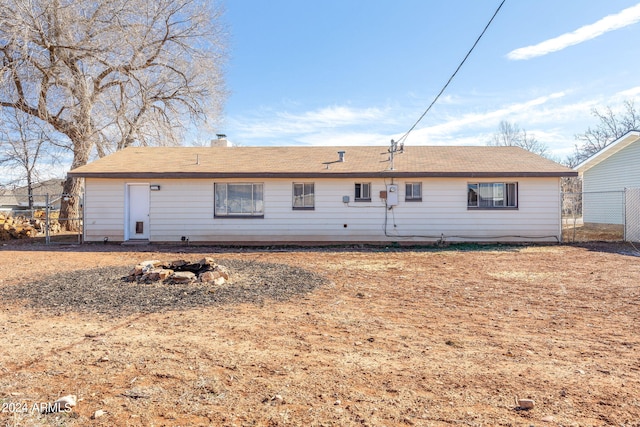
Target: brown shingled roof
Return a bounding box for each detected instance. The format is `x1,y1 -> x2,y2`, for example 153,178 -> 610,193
68,145 -> 577,178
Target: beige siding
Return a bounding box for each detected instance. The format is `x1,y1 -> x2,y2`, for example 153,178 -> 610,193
83,178 -> 126,241
83,177 -> 562,243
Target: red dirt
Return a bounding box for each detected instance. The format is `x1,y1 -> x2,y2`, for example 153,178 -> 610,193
1,242 -> 639,426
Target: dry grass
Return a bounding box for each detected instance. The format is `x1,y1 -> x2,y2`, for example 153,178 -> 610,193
563,222 -> 624,242
1,242 -> 639,426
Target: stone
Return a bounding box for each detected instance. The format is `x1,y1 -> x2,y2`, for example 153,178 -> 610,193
157,269 -> 173,280
130,260 -> 162,276
170,271 -> 196,283
169,259 -> 188,269
199,270 -> 222,283
141,269 -> 159,281
140,260 -> 161,266
92,409 -> 106,419
48,395 -> 76,412
199,270 -> 228,285
126,258 -> 230,284
198,257 -> 217,268
541,415 -> 555,422
139,268 -> 174,282
141,260 -> 162,273
517,398 -> 535,410
214,265 -> 230,280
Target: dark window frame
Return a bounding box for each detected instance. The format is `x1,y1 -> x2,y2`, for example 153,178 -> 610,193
292,182 -> 315,210
467,182 -> 518,209
354,182 -> 372,202
405,182 -> 422,202
214,182 -> 265,217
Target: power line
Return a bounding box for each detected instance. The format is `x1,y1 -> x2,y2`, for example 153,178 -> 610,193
395,0 -> 506,145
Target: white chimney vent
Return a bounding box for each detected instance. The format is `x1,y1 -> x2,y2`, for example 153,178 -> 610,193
338,151 -> 345,162
211,134 -> 229,147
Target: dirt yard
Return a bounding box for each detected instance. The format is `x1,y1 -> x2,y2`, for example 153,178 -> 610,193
0,241 -> 639,426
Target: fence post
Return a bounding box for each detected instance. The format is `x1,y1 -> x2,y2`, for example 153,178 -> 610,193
45,193 -> 50,245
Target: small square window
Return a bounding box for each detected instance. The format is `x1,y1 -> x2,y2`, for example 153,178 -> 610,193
355,182 -> 371,201
405,182 -> 422,201
293,183 -> 315,210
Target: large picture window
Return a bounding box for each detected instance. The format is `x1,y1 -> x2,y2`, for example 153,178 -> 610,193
293,183 -> 315,210
215,183 -> 264,217
355,182 -> 371,201
467,182 -> 517,208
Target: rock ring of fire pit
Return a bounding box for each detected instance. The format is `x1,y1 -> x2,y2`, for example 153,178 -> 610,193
125,257 -> 231,285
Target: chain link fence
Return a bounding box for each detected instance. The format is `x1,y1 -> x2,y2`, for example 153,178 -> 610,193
625,188 -> 640,243
562,190 -> 630,243
0,193 -> 82,244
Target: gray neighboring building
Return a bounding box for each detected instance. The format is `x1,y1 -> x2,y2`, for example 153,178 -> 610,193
575,130 -> 640,225
0,179 -> 65,211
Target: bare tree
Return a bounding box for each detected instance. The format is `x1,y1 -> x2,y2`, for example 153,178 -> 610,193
489,120 -> 549,157
0,109 -> 61,209
0,0 -> 227,229
571,100 -> 640,166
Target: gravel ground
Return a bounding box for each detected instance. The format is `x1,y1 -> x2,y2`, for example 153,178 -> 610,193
8,259 -> 329,316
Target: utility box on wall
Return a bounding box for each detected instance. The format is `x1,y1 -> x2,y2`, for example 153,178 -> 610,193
386,184 -> 399,206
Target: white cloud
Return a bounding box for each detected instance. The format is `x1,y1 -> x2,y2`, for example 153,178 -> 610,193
613,85 -> 640,101
407,92 -> 566,142
507,3 -> 640,60
224,84 -> 640,157
229,105 -> 393,142
227,92 -> 580,149
279,106 -> 386,126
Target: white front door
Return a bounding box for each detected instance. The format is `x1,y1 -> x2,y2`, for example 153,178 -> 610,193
127,184 -> 150,240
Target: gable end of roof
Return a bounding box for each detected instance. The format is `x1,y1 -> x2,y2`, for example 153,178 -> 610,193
575,130 -> 640,174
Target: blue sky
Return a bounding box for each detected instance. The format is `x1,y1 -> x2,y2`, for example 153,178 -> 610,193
3,1 -> 640,186
215,0 -> 640,161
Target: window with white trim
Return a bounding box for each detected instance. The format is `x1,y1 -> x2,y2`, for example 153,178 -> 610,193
355,182 -> 371,201
467,182 -> 518,208
405,182 -> 422,201
293,182 -> 314,210
214,183 -> 264,216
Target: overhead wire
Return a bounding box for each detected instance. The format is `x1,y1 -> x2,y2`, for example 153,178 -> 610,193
395,0 -> 506,146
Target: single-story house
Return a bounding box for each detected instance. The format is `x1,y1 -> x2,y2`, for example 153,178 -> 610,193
67,145 -> 577,244
574,130 -> 640,226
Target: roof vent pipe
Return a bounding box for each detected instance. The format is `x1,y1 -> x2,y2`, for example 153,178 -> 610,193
338,151 -> 345,162
211,134 -> 229,147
